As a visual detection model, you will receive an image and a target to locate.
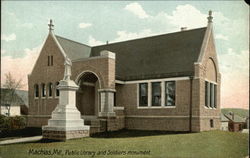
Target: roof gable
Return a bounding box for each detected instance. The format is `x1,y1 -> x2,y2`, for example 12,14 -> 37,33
55,35 -> 91,61
224,113 -> 245,123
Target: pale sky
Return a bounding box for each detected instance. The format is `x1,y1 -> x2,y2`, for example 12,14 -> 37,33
1,1 -> 249,109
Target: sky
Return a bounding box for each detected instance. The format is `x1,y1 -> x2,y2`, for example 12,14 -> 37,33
1,1 -> 249,109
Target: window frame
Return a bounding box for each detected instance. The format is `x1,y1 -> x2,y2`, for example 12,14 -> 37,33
205,80 -> 217,109
34,84 -> 39,99
165,81 -> 176,107
210,119 -> 214,128
41,83 -> 46,98
55,82 -> 60,98
51,55 -> 53,66
48,56 -> 50,66
48,82 -> 53,98
151,82 -> 162,106
139,83 -> 148,107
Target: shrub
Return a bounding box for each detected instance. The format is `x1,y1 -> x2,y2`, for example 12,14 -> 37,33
0,115 -> 11,131
0,115 -> 26,131
10,116 -> 26,129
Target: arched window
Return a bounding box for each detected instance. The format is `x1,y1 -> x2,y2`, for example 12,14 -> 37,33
48,82 -> 53,97
55,82 -> 60,97
34,84 -> 39,98
41,83 -> 46,97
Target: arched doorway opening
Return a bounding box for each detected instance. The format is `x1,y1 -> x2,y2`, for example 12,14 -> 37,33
76,72 -> 100,117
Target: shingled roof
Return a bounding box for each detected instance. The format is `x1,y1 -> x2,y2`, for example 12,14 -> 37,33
91,27 -> 207,80
55,27 -> 207,81
55,35 -> 91,60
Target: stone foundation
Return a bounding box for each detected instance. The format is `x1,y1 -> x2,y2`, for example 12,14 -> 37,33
43,130 -> 89,140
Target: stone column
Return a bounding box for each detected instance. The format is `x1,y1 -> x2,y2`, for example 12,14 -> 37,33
98,89 -> 116,117
42,57 -> 89,140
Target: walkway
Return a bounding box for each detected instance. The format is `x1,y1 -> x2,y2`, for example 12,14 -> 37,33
0,136 -> 42,145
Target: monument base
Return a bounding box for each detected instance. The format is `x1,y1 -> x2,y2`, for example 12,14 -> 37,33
42,129 -> 89,141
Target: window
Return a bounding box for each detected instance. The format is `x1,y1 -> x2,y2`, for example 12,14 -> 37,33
34,84 -> 39,98
48,56 -> 50,66
114,92 -> 116,107
214,85 -> 217,108
41,83 -> 46,97
51,56 -> 53,66
165,81 -> 176,106
152,82 -> 161,106
210,119 -> 214,128
139,83 -> 148,106
205,81 -> 217,108
205,81 -> 210,107
48,55 -> 53,66
55,82 -> 60,97
48,82 -> 53,97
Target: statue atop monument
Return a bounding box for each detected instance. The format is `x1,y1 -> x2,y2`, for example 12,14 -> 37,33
63,56 -> 72,80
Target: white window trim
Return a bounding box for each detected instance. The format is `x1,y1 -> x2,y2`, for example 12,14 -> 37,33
204,79 -> 217,109
137,79 -> 177,109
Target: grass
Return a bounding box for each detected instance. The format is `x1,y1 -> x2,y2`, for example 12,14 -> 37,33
221,108 -> 249,118
0,130 -> 248,158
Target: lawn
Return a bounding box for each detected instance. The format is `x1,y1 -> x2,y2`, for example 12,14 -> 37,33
0,130 -> 248,158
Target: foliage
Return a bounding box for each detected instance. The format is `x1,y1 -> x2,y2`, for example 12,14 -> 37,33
0,115 -> 26,131
0,130 -> 248,158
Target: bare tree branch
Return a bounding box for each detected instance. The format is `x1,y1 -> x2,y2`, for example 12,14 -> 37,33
1,72 -> 24,116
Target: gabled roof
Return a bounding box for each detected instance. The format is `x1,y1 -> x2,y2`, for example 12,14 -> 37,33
0,89 -> 28,106
55,35 -> 91,60
224,113 -> 245,123
91,27 -> 207,80
54,27 -> 207,81
221,113 -> 229,122
15,90 -> 28,107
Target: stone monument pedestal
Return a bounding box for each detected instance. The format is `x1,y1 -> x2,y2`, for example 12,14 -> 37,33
42,79 -> 90,140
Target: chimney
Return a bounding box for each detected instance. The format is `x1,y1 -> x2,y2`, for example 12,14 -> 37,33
181,27 -> 187,31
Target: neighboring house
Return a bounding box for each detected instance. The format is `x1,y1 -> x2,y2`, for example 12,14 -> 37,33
27,11 -> 221,133
224,112 -> 245,132
15,90 -> 29,115
220,113 -> 229,131
245,117 -> 249,129
0,89 -> 28,116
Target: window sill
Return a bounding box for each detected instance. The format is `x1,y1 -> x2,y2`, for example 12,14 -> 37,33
114,107 -> 124,110
34,97 -> 39,100
48,97 -> 53,99
41,97 -> 46,99
204,107 -> 217,110
137,106 -> 176,109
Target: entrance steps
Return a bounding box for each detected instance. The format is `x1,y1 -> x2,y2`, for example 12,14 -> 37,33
81,115 -> 107,134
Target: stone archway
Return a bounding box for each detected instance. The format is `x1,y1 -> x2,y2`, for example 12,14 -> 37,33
76,72 -> 100,117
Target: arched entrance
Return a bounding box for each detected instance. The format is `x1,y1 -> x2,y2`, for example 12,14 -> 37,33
76,72 -> 100,117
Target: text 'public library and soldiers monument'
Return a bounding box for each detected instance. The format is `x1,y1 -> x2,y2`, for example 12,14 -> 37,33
27,11 -> 221,140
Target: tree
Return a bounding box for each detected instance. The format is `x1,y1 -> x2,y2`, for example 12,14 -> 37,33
1,72 -> 24,116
